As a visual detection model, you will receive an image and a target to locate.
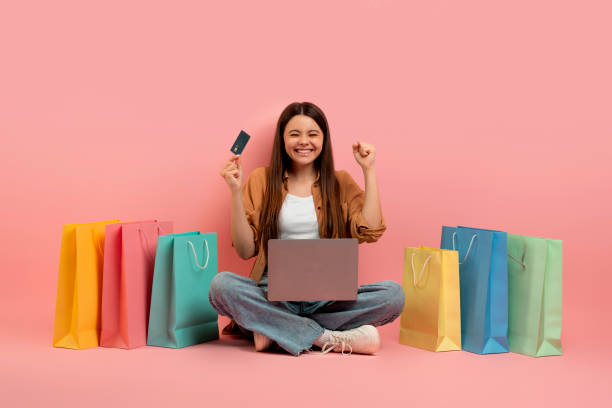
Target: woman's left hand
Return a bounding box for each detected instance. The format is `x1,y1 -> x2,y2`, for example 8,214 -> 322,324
352,141 -> 376,171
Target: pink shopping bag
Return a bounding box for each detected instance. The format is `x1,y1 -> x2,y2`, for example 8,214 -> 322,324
100,220 -> 173,348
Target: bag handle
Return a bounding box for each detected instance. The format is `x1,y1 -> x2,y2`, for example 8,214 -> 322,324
187,239 -> 210,270
452,232 -> 477,265
508,242 -> 527,269
138,224 -> 164,264
411,252 -> 431,288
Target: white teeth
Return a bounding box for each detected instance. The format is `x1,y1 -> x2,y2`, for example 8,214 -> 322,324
296,150 -> 312,153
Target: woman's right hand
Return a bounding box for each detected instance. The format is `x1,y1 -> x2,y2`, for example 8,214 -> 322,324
220,155 -> 243,193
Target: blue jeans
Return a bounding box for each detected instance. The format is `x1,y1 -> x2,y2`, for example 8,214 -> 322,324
208,271 -> 405,356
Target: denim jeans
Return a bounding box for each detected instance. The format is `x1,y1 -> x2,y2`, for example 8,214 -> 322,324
208,271 -> 405,356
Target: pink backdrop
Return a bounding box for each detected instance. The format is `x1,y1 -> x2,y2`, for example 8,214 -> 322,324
1,1 -> 611,401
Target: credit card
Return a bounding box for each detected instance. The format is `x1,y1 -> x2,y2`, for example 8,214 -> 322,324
230,130 -> 251,155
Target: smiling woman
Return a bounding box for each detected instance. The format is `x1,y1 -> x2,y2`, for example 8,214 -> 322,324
214,101 -> 404,356
260,103 -> 348,253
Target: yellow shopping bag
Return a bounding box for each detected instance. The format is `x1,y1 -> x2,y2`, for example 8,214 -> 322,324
52,220 -> 120,349
399,246 -> 461,351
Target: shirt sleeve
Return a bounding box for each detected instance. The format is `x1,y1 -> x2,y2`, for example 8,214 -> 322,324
231,167 -> 264,258
340,171 -> 387,243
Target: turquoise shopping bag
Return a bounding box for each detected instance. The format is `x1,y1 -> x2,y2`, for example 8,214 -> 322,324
147,232 -> 219,348
441,226 -> 509,354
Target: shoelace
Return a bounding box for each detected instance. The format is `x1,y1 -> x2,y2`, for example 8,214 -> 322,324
321,331 -> 353,355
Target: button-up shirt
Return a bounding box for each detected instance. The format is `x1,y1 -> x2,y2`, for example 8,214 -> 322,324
222,166 -> 386,335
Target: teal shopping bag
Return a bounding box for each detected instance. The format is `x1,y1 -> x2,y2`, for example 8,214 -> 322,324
507,234 -> 562,357
147,232 -> 219,348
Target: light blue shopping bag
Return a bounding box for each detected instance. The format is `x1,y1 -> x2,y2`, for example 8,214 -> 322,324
147,232 -> 219,348
441,226 -> 508,354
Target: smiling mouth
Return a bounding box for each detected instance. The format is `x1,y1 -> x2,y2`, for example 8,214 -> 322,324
295,149 -> 313,155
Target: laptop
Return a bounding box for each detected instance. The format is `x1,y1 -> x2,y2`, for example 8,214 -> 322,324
267,238 -> 358,301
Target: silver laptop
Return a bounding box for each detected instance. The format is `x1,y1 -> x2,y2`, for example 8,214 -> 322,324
267,238 -> 358,301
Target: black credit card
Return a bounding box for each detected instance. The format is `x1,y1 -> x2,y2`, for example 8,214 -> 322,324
230,130 -> 251,155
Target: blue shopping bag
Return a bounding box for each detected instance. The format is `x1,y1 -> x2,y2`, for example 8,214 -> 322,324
441,226 -> 508,354
147,232 -> 219,348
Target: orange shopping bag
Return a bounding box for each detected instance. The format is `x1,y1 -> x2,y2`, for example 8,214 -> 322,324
52,220 -> 119,349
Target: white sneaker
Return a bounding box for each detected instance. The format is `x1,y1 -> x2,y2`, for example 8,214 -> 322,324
253,331 -> 274,352
321,325 -> 380,355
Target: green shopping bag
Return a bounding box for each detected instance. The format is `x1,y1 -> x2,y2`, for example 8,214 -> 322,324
507,234 -> 562,357
147,232 -> 219,348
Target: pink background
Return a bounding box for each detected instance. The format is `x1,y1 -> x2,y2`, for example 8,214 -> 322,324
1,0 -> 611,406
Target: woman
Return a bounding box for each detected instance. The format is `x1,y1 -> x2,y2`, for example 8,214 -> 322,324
211,102 -> 404,356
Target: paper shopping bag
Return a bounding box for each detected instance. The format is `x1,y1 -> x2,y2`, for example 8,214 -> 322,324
441,226 -> 509,354
147,232 -> 219,348
400,246 -> 461,351
53,220 -> 120,349
100,220 -> 173,349
507,234 -> 562,357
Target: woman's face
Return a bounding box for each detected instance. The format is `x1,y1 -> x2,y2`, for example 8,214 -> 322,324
283,115 -> 324,167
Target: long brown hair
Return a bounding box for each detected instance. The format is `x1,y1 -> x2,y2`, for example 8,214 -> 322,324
258,102 -> 348,257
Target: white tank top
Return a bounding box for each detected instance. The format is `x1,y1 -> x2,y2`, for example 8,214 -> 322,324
278,194 -> 320,240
